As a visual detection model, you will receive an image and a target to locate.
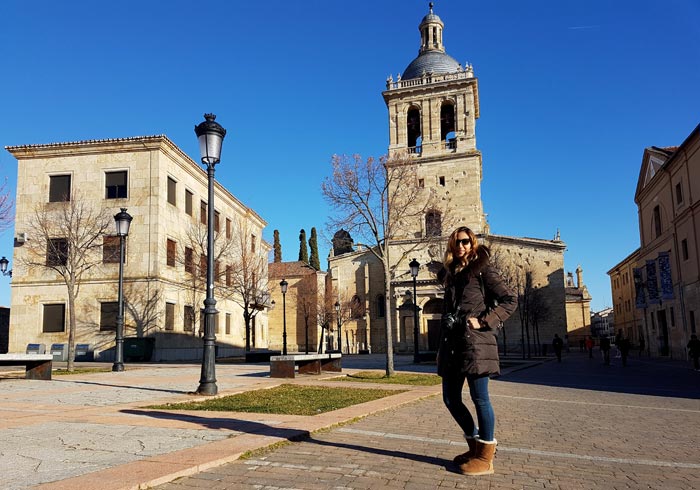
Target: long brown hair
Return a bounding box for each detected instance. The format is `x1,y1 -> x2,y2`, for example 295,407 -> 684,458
443,226 -> 479,273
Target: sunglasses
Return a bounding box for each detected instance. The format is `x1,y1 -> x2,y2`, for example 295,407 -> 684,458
456,238 -> 471,246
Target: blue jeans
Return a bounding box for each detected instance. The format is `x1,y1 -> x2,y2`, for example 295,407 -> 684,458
442,372 -> 495,442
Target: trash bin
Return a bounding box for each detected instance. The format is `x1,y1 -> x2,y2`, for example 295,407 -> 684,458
124,337 -> 155,362
75,343 -> 94,361
26,343 -> 46,354
50,343 -> 68,361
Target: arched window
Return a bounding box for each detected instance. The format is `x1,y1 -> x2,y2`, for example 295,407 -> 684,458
426,210 -> 442,237
376,295 -> 385,318
407,107 -> 421,151
440,102 -> 455,142
653,205 -> 662,238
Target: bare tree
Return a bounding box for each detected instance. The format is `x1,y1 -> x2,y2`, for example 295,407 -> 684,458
296,275 -> 319,354
322,153 -> 445,376
221,219 -> 269,352
124,281 -> 163,337
172,221 -> 234,337
23,193 -> 112,371
0,177 -> 14,232
316,283 -> 335,353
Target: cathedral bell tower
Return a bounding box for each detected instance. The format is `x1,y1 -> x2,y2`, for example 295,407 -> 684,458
382,2 -> 486,235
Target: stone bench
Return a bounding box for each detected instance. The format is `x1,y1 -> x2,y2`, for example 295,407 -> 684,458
270,353 -> 342,378
0,354 -> 53,380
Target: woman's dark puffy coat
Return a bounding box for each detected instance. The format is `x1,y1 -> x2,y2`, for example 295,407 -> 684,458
437,246 -> 517,377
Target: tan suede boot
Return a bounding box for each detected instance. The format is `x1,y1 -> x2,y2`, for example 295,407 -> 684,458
453,437 -> 477,464
458,438 -> 497,476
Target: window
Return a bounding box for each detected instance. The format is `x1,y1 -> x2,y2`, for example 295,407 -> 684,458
185,190 -> 193,216
184,306 -> 194,332
226,265 -> 232,286
200,201 -> 207,224
200,254 -> 207,278
100,302 -> 118,331
425,210 -> 442,237
43,304 -> 65,332
377,295 -> 385,318
653,205 -> 662,238
46,238 -> 68,266
418,178 -> 424,188
407,107 -> 421,149
49,175 -> 71,202
184,247 -> 194,274
214,211 -> 220,233
103,236 -> 121,263
439,176 -> 446,186
251,234 -> 256,253
440,102 -> 455,141
105,171 -> 127,199
166,239 -> 176,266
214,260 -> 221,282
676,182 -> 683,205
226,218 -> 232,239
165,302 -> 175,331
167,177 -> 177,206
682,239 -> 689,261
226,313 -> 231,335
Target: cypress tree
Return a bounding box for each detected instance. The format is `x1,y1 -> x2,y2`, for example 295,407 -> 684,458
298,229 -> 309,264
273,230 -> 282,263
309,227 -> 320,270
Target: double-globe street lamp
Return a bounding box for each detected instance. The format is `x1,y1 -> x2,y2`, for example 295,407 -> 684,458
280,279 -> 288,355
112,208 -> 132,372
194,113 -> 226,396
409,258 -> 420,363
335,301 -> 342,353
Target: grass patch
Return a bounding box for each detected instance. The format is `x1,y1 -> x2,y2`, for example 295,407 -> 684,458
334,371 -> 441,386
53,367 -> 113,375
148,384 -> 405,416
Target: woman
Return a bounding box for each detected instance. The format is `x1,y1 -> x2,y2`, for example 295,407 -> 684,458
437,226 -> 516,476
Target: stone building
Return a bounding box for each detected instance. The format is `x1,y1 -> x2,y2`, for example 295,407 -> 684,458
609,123 -> 700,358
268,261 -> 327,354
564,265 -> 592,345
5,135 -> 270,360
328,5 -> 568,355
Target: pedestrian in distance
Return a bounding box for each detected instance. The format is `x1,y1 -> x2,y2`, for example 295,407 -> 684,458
552,334 -> 564,362
687,334 -> 700,371
600,336 -> 611,365
617,331 -> 631,367
437,226 -> 516,476
585,336 -> 594,359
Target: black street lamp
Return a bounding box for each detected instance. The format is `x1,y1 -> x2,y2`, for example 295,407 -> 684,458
112,208 -> 132,372
0,256 -> 12,277
194,113 -> 226,396
409,258 -> 420,363
280,279 -> 288,355
335,301 -> 342,353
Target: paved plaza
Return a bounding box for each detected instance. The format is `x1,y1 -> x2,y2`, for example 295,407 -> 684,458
2,351 -> 699,489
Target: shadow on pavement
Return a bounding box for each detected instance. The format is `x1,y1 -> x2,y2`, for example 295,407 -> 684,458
53,378 -> 191,395
499,352 -> 700,400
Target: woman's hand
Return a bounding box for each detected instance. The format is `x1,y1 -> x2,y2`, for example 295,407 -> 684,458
467,317 -> 481,330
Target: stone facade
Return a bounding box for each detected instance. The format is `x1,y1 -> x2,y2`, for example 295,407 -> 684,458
610,124 -> 700,358
327,5 -> 569,355
268,261 -> 326,354
564,265 -> 592,346
6,135 -> 270,360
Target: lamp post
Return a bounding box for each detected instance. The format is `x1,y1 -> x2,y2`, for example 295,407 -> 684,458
409,258 -> 420,363
335,301 -> 342,353
0,256 -> 12,277
112,208 -> 132,372
194,113 -> 226,396
280,279 -> 288,355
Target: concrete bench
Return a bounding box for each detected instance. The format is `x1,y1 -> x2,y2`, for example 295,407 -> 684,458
0,354 -> 53,380
270,353 -> 342,378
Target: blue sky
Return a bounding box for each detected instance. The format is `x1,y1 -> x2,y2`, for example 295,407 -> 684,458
1,0 -> 698,311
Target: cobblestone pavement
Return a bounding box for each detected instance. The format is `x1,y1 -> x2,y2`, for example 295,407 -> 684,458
155,353 -> 700,490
